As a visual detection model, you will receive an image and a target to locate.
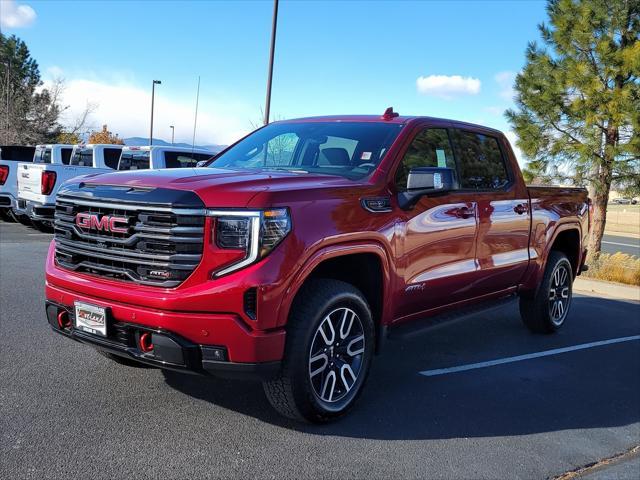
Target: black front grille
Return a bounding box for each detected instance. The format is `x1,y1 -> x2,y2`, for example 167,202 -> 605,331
53,184 -> 206,287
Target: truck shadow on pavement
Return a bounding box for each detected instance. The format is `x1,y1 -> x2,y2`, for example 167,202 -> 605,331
162,295 -> 640,440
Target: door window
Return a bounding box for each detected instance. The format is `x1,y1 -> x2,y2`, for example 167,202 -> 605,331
454,131 -> 509,190
395,128 -> 456,190
35,148 -> 52,164
118,151 -> 150,170
70,148 -> 94,167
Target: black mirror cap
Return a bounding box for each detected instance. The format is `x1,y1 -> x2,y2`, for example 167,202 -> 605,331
398,167 -> 455,210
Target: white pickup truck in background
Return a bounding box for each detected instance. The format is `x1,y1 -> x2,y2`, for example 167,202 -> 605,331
117,146 -> 215,170
17,144 -> 123,230
0,145 -> 36,222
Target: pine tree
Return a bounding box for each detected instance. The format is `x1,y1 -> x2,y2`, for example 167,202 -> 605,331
0,33 -> 62,144
506,0 -> 639,256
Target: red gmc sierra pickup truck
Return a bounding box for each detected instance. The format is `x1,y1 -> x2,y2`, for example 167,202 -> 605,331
45,110 -> 589,422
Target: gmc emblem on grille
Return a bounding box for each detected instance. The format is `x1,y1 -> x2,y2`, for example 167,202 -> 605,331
75,212 -> 129,233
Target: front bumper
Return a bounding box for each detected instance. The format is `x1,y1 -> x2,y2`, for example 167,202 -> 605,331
46,300 -> 282,380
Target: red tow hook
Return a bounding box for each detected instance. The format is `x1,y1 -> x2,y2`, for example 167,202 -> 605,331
138,332 -> 154,353
57,310 -> 72,329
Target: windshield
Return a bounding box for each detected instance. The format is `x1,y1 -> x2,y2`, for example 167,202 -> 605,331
209,121 -> 403,180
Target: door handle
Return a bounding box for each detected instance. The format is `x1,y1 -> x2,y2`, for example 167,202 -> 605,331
514,203 -> 528,215
452,206 -> 475,219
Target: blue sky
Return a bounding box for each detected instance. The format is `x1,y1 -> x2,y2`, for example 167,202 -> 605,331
1,0 -> 548,158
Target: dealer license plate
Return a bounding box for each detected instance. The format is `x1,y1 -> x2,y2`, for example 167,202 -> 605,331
74,301 -> 107,337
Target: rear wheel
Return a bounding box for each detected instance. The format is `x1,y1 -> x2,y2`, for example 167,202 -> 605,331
263,279 -> 374,423
520,251 -> 573,333
0,209 -> 15,222
10,211 -> 32,226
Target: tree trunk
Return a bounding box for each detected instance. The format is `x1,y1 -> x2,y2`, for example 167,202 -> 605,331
587,127 -> 616,258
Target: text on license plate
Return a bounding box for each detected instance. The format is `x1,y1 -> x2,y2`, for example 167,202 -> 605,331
74,302 -> 107,336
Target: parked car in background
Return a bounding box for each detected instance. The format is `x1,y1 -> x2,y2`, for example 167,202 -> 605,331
17,144 -> 123,230
44,112 -> 589,422
0,145 -> 36,223
117,145 -> 215,171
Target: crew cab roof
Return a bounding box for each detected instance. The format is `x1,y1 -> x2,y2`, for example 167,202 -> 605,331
276,114 -> 504,135
73,144 -> 124,149
121,145 -> 214,154
35,144 -> 75,149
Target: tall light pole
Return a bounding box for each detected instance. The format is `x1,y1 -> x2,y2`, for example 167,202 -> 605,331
149,79 -> 161,145
169,125 -> 175,145
264,0 -> 279,125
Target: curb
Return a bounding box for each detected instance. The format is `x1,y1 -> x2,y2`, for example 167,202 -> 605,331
574,277 -> 640,302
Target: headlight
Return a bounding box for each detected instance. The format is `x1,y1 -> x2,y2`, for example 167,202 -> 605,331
209,208 -> 291,277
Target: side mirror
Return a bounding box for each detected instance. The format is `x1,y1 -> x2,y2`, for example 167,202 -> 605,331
398,167 -> 454,210
195,160 -> 208,167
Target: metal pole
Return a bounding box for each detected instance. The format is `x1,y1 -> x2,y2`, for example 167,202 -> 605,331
191,76 -> 200,154
150,80 -> 161,145
264,0 -> 279,125
170,125 -> 174,145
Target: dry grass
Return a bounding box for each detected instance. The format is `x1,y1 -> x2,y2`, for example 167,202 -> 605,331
583,252 -> 640,286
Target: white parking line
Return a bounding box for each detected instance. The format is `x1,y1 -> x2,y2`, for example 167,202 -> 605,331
602,240 -> 639,248
419,335 -> 640,377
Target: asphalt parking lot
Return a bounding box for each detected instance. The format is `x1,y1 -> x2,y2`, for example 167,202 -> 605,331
1,221 -> 639,479
602,233 -> 640,257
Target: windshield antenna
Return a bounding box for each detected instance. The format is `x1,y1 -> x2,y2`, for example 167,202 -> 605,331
191,75 -> 201,155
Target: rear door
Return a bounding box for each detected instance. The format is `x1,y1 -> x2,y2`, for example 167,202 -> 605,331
394,125 -> 480,321
450,128 -> 531,296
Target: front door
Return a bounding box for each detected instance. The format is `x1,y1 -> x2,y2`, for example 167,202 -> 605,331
393,126 -> 480,321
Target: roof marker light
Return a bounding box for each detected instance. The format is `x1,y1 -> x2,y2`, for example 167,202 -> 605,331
382,107 -> 399,120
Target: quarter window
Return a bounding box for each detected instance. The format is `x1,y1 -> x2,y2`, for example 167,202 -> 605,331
395,128 -> 456,190
103,148 -> 122,169
454,131 -> 509,190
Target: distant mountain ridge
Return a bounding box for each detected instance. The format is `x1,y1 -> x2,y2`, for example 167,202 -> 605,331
123,137 -> 226,153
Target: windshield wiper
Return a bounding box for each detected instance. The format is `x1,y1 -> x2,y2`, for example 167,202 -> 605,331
266,167 -> 309,174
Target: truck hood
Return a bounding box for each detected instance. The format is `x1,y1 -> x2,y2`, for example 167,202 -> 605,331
71,167 -> 363,208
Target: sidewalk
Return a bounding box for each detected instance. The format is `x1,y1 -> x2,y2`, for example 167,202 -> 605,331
574,277 -> 640,302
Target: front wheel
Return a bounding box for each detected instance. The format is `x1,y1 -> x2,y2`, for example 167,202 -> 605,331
32,220 -> 54,233
520,251 -> 573,333
263,279 -> 374,423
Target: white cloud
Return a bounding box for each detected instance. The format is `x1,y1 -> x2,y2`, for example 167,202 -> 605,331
416,75 -> 481,99
495,71 -> 516,101
44,71 -> 254,146
485,106 -> 504,116
0,0 -> 36,28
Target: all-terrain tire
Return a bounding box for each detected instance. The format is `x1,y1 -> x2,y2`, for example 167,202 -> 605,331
263,279 -> 375,423
520,251 -> 573,334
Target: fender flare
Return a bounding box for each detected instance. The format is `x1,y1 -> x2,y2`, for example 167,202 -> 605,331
275,240 -> 393,328
526,220 -> 583,295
